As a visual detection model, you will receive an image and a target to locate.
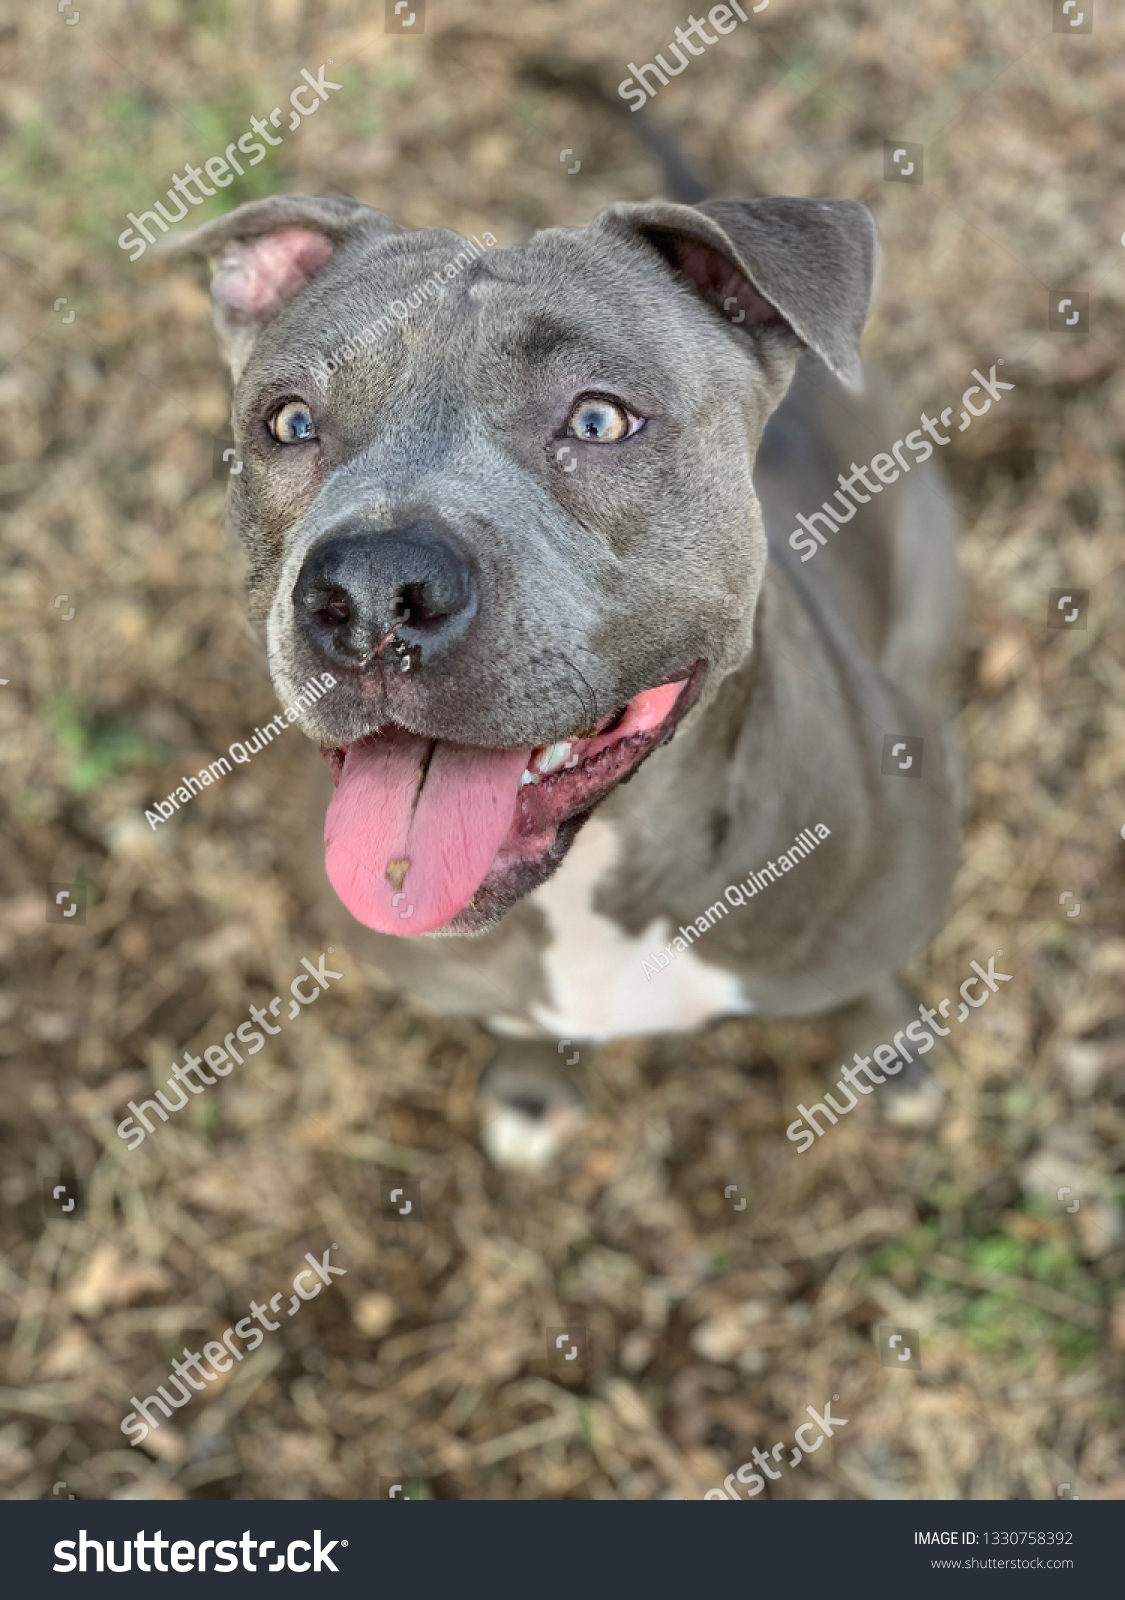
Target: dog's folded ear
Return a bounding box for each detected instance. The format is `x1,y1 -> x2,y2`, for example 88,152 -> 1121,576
599,197 -> 877,391
157,194 -> 402,382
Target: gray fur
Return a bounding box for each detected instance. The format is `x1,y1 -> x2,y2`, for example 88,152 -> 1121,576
167,192 -> 961,1132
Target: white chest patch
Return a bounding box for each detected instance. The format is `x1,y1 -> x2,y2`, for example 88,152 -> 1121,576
513,816 -> 755,1043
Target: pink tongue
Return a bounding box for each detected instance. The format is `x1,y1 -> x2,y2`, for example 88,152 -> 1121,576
324,732 -> 532,935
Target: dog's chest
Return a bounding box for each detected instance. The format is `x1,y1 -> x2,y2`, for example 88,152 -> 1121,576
495,816 -> 754,1042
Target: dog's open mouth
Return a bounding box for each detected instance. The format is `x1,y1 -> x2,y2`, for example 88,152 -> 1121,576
320,663 -> 703,936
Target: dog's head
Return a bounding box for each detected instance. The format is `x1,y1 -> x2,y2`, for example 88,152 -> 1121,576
167,192 -> 875,936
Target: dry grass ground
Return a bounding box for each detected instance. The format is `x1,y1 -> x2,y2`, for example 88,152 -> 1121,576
0,0 -> 1123,1500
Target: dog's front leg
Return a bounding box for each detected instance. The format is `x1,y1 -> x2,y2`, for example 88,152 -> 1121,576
476,1035 -> 586,1172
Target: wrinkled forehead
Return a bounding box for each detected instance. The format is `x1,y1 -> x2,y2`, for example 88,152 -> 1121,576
246,223 -> 702,413
464,227 -> 674,354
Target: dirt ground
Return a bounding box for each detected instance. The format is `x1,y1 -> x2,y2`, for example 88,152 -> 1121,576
1,0 -> 1123,1501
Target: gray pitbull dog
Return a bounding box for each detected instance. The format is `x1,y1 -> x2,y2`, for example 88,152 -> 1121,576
167,191 -> 961,1168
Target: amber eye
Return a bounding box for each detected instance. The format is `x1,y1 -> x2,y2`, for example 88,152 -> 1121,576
269,400 -> 317,443
566,395 -> 635,442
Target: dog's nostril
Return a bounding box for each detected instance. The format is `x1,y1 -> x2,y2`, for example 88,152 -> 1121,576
316,589 -> 351,627
396,581 -> 433,626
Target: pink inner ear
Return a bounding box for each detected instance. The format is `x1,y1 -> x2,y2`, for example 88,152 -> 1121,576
214,227 -> 335,319
676,237 -> 785,328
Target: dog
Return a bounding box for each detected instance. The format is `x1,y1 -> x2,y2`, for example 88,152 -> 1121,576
166,187 -> 962,1169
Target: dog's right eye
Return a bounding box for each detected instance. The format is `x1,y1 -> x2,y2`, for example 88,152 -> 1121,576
566,395 -> 637,442
269,400 -> 318,444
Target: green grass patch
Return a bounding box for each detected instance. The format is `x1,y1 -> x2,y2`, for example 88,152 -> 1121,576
48,693 -> 169,794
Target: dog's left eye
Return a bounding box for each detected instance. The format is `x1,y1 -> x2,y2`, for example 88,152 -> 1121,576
269,400 -> 317,443
566,395 -> 639,442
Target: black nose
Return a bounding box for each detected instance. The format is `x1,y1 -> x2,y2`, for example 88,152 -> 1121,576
293,522 -> 476,669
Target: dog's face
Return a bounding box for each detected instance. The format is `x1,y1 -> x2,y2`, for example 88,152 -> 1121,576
170,194 -> 874,936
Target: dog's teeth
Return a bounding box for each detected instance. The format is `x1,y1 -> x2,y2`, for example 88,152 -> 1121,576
533,741 -> 573,775
520,769 -> 540,787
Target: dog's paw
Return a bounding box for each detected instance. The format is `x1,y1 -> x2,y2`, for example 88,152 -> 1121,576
477,1061 -> 584,1173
